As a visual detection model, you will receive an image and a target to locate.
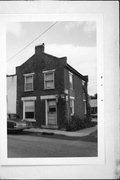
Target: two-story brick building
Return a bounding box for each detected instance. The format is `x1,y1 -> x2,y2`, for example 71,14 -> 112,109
16,43 -> 89,129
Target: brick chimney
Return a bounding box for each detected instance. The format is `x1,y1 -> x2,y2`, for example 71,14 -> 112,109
35,43 -> 45,55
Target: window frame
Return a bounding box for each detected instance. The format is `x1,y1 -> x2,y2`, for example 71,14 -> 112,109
83,92 -> 87,114
82,80 -> 85,86
70,97 -> 75,116
43,69 -> 55,90
69,71 -> 73,90
23,100 -> 35,120
24,73 -> 34,92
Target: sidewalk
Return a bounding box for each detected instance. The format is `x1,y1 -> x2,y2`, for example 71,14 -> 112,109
25,125 -> 97,137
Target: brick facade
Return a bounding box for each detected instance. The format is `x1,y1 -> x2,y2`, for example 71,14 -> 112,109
16,44 -> 88,129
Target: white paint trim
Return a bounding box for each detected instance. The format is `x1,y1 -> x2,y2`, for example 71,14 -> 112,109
47,99 -> 57,126
21,96 -> 36,101
70,96 -> 75,100
42,69 -> 55,73
70,97 -> 75,116
69,71 -> 73,90
69,71 -> 73,76
23,72 -> 35,76
21,97 -> 36,121
25,119 -> 36,122
43,70 -> 55,89
24,74 -> 34,92
64,89 -> 68,94
23,101 -> 25,119
40,95 -> 57,100
45,99 -> 48,125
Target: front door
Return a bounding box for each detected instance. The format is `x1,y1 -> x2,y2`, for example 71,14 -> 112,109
47,100 -> 57,125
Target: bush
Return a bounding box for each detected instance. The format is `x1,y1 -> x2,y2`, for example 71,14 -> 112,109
66,115 -> 96,131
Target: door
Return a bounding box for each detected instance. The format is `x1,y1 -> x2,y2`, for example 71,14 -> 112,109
47,100 -> 57,125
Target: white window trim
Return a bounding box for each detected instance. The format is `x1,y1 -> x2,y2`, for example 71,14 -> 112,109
43,70 -> 55,90
23,99 -> 36,121
45,99 -> 57,126
69,71 -> 73,90
70,96 -> 74,116
24,73 -> 34,92
69,71 -> 73,76
83,92 -> 86,102
45,100 -> 48,125
40,95 -> 57,100
82,80 -> 85,86
84,101 -> 87,115
21,96 -> 36,121
23,72 -> 35,77
42,69 -> 55,74
21,96 -> 36,101
70,96 -> 75,100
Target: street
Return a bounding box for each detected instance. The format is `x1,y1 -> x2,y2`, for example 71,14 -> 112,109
7,131 -> 97,157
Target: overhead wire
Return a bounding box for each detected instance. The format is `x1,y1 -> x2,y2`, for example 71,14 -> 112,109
7,21 -> 58,62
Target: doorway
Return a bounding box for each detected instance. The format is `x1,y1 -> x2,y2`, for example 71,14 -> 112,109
47,99 -> 57,125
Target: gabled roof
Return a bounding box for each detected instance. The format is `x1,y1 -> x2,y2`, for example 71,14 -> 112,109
15,43 -> 88,82
6,74 -> 16,77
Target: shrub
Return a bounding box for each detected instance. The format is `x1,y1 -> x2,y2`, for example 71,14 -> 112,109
66,115 -> 84,131
66,114 -> 97,131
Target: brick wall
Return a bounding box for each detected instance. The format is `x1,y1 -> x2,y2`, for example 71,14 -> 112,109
64,68 -> 87,119
16,50 -> 67,127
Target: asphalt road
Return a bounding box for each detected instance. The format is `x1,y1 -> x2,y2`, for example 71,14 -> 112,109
7,131 -> 97,157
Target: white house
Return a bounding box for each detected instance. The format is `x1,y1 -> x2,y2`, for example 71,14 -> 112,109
7,75 -> 17,114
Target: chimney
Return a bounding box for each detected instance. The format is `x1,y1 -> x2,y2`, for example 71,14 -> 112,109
35,43 -> 45,55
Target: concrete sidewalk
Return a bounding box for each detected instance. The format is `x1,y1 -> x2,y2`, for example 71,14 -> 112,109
24,126 -> 97,137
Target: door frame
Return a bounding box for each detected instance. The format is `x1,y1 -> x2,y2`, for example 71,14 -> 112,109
46,99 -> 57,126
40,95 -> 58,126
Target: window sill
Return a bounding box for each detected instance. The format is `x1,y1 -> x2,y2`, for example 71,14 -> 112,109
24,119 -> 36,122
44,88 -> 55,90
24,90 -> 34,92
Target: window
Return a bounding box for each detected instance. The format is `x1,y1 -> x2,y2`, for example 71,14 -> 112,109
70,98 -> 74,116
43,70 -> 55,89
69,72 -> 73,89
83,92 -> 86,114
24,73 -> 34,91
82,80 -> 85,86
83,92 -> 86,101
24,101 -> 35,119
84,101 -> 87,115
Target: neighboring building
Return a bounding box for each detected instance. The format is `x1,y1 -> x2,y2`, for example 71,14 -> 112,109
13,43 -> 89,129
89,98 -> 97,118
7,74 -> 17,114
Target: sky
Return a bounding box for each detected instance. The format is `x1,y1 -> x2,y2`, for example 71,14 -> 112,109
6,21 -> 97,95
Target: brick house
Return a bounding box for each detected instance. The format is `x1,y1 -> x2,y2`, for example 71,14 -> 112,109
16,43 -> 89,129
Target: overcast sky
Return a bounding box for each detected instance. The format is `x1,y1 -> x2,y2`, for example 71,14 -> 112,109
6,21 -> 97,95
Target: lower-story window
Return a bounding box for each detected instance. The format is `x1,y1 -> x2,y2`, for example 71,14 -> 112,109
24,100 -> 35,119
84,101 -> 87,115
70,98 -> 74,116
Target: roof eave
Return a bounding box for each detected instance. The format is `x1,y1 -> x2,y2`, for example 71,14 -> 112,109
66,64 -> 88,82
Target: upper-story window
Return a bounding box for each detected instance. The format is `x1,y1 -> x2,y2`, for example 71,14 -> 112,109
43,70 -> 55,89
83,92 -> 87,114
69,71 -> 73,90
83,92 -> 86,101
82,80 -> 85,86
24,73 -> 34,92
70,97 -> 74,116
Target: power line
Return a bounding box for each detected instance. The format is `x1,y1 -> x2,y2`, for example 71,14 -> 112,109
7,21 -> 58,62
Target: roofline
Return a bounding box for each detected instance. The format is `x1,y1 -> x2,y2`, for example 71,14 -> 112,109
6,74 -> 16,77
66,64 -> 88,82
43,52 -> 67,61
